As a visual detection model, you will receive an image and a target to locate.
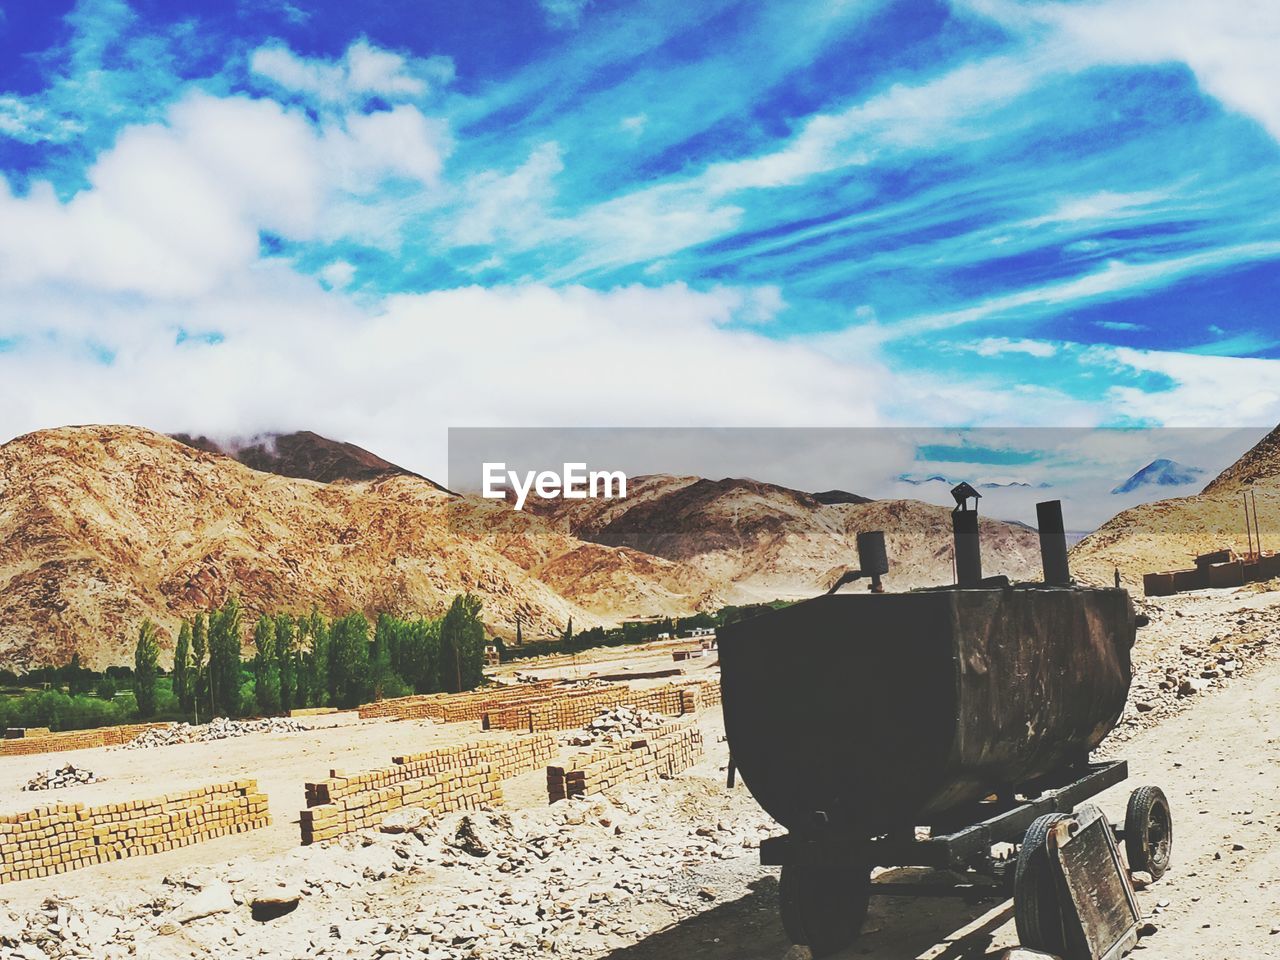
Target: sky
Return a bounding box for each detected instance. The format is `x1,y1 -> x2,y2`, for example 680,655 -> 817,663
0,0 -> 1278,486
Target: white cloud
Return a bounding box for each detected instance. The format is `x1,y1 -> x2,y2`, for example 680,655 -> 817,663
971,337 -> 1058,358
539,0 -> 591,29
319,261 -> 356,289
620,113 -> 647,134
0,92 -> 451,297
1019,188 -> 1175,229
326,104 -> 451,189
0,279 -> 890,480
1096,346 -> 1280,426
893,241 -> 1280,336
0,94 -> 322,298
958,0 -> 1280,142
450,142 -> 564,247
250,38 -> 454,107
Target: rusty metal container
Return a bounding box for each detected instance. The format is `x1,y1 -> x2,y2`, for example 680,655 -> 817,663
719,585 -> 1136,835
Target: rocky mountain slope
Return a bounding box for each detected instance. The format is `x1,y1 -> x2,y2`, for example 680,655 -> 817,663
528,474 -> 1044,599
0,426 -> 1052,669
170,431 -> 444,488
1071,424 -> 1280,587
1201,423 -> 1280,495
0,427 -> 704,669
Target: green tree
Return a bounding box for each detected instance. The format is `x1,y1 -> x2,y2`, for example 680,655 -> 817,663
439,594 -> 485,692
191,612 -> 208,721
515,619 -> 523,647
253,613 -> 281,715
275,613 -> 297,713
173,620 -> 192,712
208,598 -> 243,717
402,617 -> 441,693
67,652 -> 93,697
133,620 -> 161,718
307,608 -> 330,708
330,613 -> 371,708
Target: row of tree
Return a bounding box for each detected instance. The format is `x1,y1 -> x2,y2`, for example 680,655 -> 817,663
132,594 -> 489,720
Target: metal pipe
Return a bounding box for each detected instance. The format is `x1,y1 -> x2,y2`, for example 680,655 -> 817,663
952,507 -> 983,586
1036,500 -> 1071,585
1252,489 -> 1263,558
1244,491 -> 1255,560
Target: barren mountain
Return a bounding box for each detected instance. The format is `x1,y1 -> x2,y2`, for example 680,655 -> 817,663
0,426 -> 702,669
0,426 -> 1058,670
530,474 -> 1045,600
1201,423 -> 1280,495
170,431 -> 443,488
1071,424 -> 1280,587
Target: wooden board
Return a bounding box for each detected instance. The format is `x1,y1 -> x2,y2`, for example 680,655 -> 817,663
1051,804 -> 1140,960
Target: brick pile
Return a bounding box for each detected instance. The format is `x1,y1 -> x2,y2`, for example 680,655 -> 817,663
301,764 -> 501,844
300,734 -> 557,844
0,780 -> 269,884
356,681 -> 557,722
546,718 -> 704,802
0,723 -> 173,758
486,679 -> 722,733
392,734 -> 557,782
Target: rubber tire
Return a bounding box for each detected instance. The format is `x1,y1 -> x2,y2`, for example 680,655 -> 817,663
1014,813 -> 1070,955
778,863 -> 871,958
1125,785 -> 1173,881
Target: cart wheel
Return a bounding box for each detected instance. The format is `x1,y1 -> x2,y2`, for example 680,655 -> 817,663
778,863 -> 870,958
1014,813 -> 1069,954
1125,785 -> 1173,881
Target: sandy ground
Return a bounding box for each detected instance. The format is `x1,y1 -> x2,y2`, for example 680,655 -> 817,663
4,587 -> 1280,958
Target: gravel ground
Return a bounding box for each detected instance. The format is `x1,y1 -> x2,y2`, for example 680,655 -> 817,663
4,584 -> 1280,960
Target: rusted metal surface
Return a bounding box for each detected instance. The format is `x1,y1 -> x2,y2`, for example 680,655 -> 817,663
719,586 -> 1136,836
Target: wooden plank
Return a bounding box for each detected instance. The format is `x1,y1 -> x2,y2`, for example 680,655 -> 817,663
1050,804 -> 1140,960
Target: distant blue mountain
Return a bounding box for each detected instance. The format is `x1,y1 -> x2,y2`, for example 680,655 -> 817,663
1111,458 -> 1204,495
897,474 -> 1049,489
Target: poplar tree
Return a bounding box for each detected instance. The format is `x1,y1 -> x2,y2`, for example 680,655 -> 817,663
208,598 -> 242,717
253,613 -> 281,715
307,608 -> 330,708
440,594 -> 485,692
173,620 -> 192,713
133,620 -> 160,718
330,613 -> 371,708
275,613 -> 297,713
191,612 -> 208,720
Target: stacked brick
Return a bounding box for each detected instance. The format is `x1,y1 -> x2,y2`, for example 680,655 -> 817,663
356,681 -> 556,722
301,764 -> 501,844
546,718 -> 704,802
391,734 -> 556,782
0,723 -> 173,758
0,780 -> 269,884
487,680 -> 722,733
300,734 -> 556,844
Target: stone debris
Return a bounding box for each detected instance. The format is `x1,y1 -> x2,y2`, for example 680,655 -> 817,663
1106,598 -> 1279,745
118,716 -> 306,750
0,774 -> 777,960
562,705 -> 666,747
22,764 -> 102,791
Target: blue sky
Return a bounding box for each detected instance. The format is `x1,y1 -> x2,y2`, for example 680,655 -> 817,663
0,0 -> 1278,480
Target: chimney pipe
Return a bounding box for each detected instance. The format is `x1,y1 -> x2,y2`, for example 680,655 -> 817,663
950,483 -> 983,587
1036,499 -> 1071,585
